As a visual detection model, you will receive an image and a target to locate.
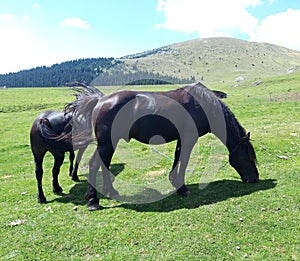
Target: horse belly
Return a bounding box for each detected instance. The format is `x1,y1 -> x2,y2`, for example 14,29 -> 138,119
129,115 -> 179,144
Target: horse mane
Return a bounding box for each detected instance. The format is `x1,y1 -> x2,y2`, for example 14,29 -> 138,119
222,100 -> 258,163
220,102 -> 247,139
65,81 -> 104,115
185,82 -> 257,163
61,82 -> 105,147
184,82 -> 247,138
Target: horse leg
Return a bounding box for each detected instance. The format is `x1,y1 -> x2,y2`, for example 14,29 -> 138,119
52,153 -> 64,193
69,150 -> 75,178
93,141 -> 119,198
71,146 -> 86,182
169,138 -> 196,196
85,147 -> 102,211
169,139 -> 182,189
34,154 -> 47,203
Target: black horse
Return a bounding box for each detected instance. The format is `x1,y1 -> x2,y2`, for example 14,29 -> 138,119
30,82 -> 104,203
65,82 -> 259,210
30,110 -> 89,203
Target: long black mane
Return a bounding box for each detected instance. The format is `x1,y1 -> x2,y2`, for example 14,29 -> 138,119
220,99 -> 248,140
63,82 -> 105,147
65,81 -> 105,114
179,83 -> 257,163
181,83 -> 246,137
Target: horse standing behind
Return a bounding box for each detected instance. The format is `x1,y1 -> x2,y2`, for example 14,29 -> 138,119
30,82 -> 104,203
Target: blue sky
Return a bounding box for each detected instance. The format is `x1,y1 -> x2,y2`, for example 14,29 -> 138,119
0,0 -> 299,73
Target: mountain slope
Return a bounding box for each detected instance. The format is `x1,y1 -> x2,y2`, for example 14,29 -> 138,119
120,37 -> 300,84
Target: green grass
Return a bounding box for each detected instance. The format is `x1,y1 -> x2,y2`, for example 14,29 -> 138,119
0,73 -> 299,260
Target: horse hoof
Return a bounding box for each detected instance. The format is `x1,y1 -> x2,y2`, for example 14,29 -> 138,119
38,197 -> 47,203
177,190 -> 192,197
72,177 -> 80,182
53,186 -> 63,194
183,190 -> 192,197
103,188 -> 120,199
87,199 -> 102,211
177,185 -> 191,197
53,189 -> 63,194
88,203 -> 101,211
109,191 -> 120,200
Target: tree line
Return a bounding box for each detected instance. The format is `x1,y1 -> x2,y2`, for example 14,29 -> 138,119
0,58 -> 116,87
91,70 -> 192,86
0,57 -> 192,87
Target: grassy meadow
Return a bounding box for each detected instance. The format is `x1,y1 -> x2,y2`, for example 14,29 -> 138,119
0,73 -> 299,260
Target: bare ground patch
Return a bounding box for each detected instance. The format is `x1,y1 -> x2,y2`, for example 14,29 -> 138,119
266,92 -> 300,102
145,169 -> 167,182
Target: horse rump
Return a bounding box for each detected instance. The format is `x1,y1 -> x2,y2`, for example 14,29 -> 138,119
38,117 -> 73,151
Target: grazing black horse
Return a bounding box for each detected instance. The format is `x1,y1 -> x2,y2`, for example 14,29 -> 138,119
30,82 -> 104,203
65,82 -> 259,210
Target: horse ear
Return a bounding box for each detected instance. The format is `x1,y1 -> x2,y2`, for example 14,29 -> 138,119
247,132 -> 250,140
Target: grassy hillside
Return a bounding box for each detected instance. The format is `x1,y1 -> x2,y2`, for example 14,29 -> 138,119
122,37 -> 300,84
2,37 -> 300,87
0,72 -> 299,260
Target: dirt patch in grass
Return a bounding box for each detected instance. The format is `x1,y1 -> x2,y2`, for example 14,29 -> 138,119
145,169 -> 166,177
0,175 -> 12,179
267,92 -> 300,102
144,169 -> 168,183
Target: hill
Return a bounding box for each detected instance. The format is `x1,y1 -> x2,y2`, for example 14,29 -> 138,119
118,37 -> 300,84
1,37 -> 300,87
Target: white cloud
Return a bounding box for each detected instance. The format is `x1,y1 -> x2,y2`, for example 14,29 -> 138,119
155,0 -> 300,51
0,13 -> 97,73
60,17 -> 91,29
32,4 -> 40,8
155,0 -> 260,38
0,14 -> 15,23
0,14 -> 68,74
252,8 -> 300,50
0,15 -> 34,73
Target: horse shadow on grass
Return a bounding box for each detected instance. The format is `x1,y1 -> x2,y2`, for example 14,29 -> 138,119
48,163 -> 125,206
50,171 -> 277,212
117,179 -> 277,212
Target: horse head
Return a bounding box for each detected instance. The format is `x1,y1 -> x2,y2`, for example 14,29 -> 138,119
228,132 -> 259,183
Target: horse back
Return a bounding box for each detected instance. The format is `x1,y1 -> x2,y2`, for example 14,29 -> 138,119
92,88 -> 205,144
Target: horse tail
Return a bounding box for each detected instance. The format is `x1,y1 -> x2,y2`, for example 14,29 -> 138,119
38,118 -> 73,151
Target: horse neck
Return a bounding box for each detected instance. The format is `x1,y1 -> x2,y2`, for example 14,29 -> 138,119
186,85 -> 245,153
206,102 -> 244,153
224,129 -> 240,154
223,113 -> 245,153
